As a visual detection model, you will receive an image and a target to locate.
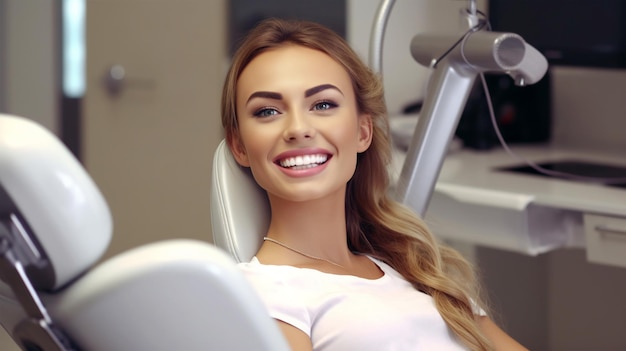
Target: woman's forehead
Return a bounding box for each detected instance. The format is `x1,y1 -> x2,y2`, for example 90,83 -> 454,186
236,45 -> 353,98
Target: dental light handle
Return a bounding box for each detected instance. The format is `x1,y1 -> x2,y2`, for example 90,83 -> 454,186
410,31 -> 547,86
512,42 -> 549,86
395,30 -> 548,216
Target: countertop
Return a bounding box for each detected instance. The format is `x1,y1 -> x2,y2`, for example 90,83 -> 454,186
391,144 -> 626,255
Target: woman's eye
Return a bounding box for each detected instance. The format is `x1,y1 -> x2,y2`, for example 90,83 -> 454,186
253,108 -> 279,118
312,101 -> 337,111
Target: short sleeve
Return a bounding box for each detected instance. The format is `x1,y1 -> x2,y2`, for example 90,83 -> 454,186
238,259 -> 312,336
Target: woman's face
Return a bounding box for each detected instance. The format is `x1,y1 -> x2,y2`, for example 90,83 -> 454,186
231,44 -> 372,203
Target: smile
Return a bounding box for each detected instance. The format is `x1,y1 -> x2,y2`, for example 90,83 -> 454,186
278,154 -> 329,170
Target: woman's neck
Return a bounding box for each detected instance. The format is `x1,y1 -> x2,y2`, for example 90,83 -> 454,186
265,192 -> 350,258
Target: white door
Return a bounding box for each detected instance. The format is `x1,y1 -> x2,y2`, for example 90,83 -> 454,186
84,0 -> 226,258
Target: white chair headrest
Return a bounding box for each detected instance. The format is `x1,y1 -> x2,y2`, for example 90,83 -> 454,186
210,140 -> 269,263
0,114 -> 112,290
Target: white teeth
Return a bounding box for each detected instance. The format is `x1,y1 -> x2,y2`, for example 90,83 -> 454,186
279,154 -> 328,168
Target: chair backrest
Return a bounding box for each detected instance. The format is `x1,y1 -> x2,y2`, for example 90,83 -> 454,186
43,239 -> 289,351
210,139 -> 270,263
0,114 -> 288,351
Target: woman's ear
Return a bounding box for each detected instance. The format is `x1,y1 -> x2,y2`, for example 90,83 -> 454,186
226,133 -> 251,167
357,114 -> 373,153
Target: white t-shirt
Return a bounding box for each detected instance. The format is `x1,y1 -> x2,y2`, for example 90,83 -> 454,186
238,255 -> 483,351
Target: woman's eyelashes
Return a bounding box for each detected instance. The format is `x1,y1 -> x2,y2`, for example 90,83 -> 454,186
312,99 -> 338,112
250,99 -> 339,118
253,106 -> 280,118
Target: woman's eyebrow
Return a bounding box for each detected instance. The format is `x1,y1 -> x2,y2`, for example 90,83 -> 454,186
246,91 -> 282,104
304,84 -> 343,97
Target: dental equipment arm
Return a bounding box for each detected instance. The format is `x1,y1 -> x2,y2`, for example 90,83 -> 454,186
370,0 -> 548,216
369,0 -> 397,75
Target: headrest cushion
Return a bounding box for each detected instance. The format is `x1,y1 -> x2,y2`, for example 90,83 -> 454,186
0,114 -> 112,290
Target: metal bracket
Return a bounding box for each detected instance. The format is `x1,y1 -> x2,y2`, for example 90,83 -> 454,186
0,215 -> 77,351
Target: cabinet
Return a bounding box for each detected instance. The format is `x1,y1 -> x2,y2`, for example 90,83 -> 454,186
585,213 -> 626,268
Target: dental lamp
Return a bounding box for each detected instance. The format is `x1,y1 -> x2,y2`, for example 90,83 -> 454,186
370,0 -> 548,216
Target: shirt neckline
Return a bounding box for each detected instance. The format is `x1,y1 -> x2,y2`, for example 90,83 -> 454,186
249,255 -> 391,283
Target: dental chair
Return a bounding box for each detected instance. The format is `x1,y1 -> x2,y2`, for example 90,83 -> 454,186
0,114 -> 289,351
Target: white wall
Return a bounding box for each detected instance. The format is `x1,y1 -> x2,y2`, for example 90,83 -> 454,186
551,66 -> 626,155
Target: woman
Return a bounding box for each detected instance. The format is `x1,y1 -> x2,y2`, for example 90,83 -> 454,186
221,18 -> 527,351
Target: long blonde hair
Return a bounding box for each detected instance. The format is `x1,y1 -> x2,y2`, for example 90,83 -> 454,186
221,18 -> 492,351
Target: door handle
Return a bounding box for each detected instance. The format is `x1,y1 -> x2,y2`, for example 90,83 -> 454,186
103,64 -> 154,96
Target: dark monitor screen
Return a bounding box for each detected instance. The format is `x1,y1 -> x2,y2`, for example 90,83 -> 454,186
488,0 -> 626,68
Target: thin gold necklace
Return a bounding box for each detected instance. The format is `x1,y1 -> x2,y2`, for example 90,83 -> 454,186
263,237 -> 346,269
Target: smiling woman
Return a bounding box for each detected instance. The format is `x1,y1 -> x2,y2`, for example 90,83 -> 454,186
232,44 -> 370,201
220,18 -> 528,351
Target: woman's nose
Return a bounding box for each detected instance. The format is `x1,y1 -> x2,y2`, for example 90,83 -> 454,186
282,111 -> 315,141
